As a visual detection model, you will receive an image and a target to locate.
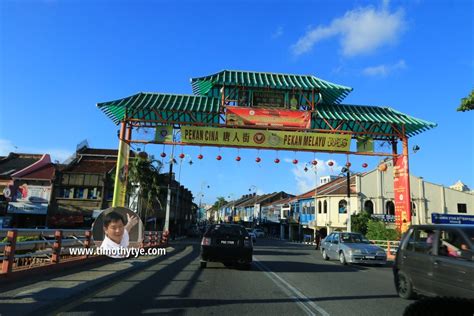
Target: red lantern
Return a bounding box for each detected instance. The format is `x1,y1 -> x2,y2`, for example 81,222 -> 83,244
216,155 -> 222,161
311,160 -> 318,166
179,153 -> 185,159
362,163 -> 368,168
235,156 -> 241,161
328,161 -> 334,167
346,162 -> 351,168
198,154 -> 203,160
293,159 -> 298,164
274,158 -> 280,164
160,152 -> 166,158
255,157 -> 261,163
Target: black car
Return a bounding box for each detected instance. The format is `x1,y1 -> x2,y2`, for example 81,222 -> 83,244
200,224 -> 253,269
393,224 -> 474,299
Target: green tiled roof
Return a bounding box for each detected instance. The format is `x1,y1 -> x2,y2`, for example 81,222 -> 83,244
97,92 -> 221,124
97,93 -> 437,138
314,104 -> 437,137
190,70 -> 353,104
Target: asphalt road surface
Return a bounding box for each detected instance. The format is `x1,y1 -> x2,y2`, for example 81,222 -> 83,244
52,238 -> 411,316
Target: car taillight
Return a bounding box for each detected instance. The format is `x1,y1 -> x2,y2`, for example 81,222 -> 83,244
201,237 -> 211,246
244,237 -> 252,247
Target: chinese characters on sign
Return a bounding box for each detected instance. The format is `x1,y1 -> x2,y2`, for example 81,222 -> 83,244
180,126 -> 351,152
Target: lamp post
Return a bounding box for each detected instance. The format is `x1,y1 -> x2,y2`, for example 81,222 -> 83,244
197,182 -> 210,223
228,193 -> 235,223
341,165 -> 351,232
163,145 -> 176,233
249,185 -> 258,227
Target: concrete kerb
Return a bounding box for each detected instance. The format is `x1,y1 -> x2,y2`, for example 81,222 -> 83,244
0,244 -> 181,316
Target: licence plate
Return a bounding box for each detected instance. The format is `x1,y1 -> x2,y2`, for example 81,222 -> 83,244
365,256 -> 375,259
220,240 -> 235,245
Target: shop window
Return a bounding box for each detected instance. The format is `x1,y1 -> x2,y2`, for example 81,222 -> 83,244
73,188 -> 85,199
458,204 -> 467,214
58,187 -> 73,198
310,201 -> 315,213
87,187 -> 100,200
318,201 -> 322,214
338,199 -> 347,214
323,201 -> 327,214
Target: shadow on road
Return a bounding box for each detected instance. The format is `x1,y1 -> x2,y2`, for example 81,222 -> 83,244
255,260 -> 367,272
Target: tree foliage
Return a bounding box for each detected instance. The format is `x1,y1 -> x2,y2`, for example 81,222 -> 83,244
127,155 -> 163,221
457,88 -> 474,112
351,211 -> 371,235
366,220 -> 401,241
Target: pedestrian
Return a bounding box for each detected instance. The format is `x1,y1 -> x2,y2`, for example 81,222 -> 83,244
315,231 -> 321,250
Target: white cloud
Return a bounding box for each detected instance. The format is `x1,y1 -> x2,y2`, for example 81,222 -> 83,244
0,138 -> 73,163
290,159 -> 343,194
291,3 -> 406,57
362,59 -> 406,76
272,26 -> 284,39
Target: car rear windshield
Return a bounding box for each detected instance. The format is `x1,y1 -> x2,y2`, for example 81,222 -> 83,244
206,225 -> 246,238
340,233 -> 369,244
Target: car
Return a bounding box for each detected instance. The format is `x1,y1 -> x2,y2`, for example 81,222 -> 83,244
200,224 -> 253,269
253,228 -> 265,238
246,228 -> 257,243
393,224 -> 474,299
320,231 -> 387,265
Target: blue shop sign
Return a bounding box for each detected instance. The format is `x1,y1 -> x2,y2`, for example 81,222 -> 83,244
431,213 -> 474,225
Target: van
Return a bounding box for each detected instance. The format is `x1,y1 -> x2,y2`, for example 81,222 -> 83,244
393,224 -> 474,299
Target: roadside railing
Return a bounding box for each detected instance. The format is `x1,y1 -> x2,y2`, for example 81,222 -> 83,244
369,240 -> 400,260
1,229 -> 164,276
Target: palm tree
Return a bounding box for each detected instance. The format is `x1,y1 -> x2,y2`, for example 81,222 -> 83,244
457,88 -> 474,112
127,153 -> 163,224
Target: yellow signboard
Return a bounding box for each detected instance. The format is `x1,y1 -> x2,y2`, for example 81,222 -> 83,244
180,126 -> 351,152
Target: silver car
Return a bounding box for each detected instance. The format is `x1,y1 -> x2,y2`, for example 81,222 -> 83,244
320,232 -> 387,265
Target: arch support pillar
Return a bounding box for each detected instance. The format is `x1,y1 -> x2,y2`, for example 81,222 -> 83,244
112,121 -> 132,207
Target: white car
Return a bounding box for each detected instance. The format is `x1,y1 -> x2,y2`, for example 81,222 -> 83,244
253,228 -> 265,238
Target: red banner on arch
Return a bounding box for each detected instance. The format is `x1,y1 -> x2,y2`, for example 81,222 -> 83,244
226,107 -> 311,129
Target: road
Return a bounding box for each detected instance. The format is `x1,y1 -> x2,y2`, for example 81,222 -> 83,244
49,238 -> 409,315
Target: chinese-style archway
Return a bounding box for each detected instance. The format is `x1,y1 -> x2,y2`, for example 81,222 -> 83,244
97,70 -> 436,233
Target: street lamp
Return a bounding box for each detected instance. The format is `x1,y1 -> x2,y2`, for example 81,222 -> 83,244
340,165 -> 351,232
249,185 -> 258,227
197,182 -> 210,223
227,193 -> 236,223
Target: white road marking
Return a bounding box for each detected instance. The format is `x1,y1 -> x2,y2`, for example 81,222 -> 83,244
253,257 -> 330,316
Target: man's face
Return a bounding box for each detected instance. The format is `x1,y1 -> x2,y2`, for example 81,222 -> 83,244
104,220 -> 124,244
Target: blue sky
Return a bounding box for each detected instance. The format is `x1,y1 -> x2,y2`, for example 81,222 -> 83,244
1,0 -> 473,205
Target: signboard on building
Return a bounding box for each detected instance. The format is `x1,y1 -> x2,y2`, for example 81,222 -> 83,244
371,214 -> 396,223
180,126 -> 351,152
253,90 -> 285,108
393,155 -> 411,233
431,213 -> 474,225
226,107 -> 311,129
7,184 -> 51,215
